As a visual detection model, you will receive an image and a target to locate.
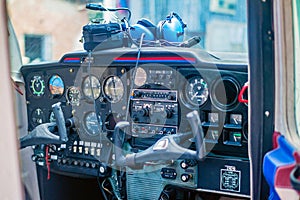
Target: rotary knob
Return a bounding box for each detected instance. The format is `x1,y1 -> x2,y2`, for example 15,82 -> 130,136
133,90 -> 142,98
139,107 -> 150,116
181,174 -> 192,182
165,109 -> 173,118
167,93 -> 176,100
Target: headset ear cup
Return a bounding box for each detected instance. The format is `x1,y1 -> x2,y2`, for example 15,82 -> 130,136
137,18 -> 157,38
130,24 -> 155,41
156,13 -> 186,42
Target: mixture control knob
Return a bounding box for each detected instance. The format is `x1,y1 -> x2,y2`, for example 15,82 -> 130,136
181,174 -> 192,182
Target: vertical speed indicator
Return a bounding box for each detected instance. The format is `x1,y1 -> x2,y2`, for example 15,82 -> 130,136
30,75 -> 45,97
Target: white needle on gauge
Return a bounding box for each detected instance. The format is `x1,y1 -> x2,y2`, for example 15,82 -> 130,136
191,92 -> 198,100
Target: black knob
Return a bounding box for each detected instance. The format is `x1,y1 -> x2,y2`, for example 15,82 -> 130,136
133,90 -> 142,97
79,161 -> 85,167
91,162 -> 97,168
167,93 -> 175,100
165,109 -> 173,118
181,174 -> 192,182
139,107 -> 149,116
180,161 -> 189,169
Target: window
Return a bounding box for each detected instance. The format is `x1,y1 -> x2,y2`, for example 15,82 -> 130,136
210,0 -> 237,15
24,34 -> 51,62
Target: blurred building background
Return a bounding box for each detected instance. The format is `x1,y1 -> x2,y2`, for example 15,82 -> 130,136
7,0 -> 89,63
128,0 -> 247,53
7,0 -> 247,63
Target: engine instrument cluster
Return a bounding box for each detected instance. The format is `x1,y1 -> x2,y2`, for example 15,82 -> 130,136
21,47 -> 250,198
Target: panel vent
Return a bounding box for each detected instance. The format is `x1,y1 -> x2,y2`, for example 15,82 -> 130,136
127,172 -> 163,200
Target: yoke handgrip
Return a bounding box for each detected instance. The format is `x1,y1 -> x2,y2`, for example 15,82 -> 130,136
52,102 -> 68,142
186,110 -> 206,160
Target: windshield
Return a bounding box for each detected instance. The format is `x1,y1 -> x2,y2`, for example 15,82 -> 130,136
7,0 -> 248,64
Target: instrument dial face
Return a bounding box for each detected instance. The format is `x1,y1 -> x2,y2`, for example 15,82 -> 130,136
82,75 -> 101,100
103,76 -> 124,103
49,75 -> 64,97
31,108 -> 45,125
230,114 -> 242,125
186,77 -> 209,106
84,112 -> 102,135
30,75 -> 45,96
134,67 -> 147,87
66,86 -> 81,106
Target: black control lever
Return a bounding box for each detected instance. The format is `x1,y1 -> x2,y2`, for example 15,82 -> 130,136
20,102 -> 68,149
114,110 -> 205,168
52,102 -> 68,142
186,110 -> 206,160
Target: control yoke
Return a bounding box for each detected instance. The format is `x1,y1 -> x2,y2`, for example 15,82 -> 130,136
114,110 -> 206,168
20,102 -> 69,149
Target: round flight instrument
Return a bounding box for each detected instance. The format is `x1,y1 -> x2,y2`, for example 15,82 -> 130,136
134,67 -> 147,87
84,112 -> 102,135
185,77 -> 209,106
30,75 -> 45,97
82,75 -> 101,100
103,76 -> 124,103
49,75 -> 64,96
66,86 -> 81,106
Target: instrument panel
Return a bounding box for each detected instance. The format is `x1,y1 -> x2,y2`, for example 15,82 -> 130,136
21,47 -> 249,197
